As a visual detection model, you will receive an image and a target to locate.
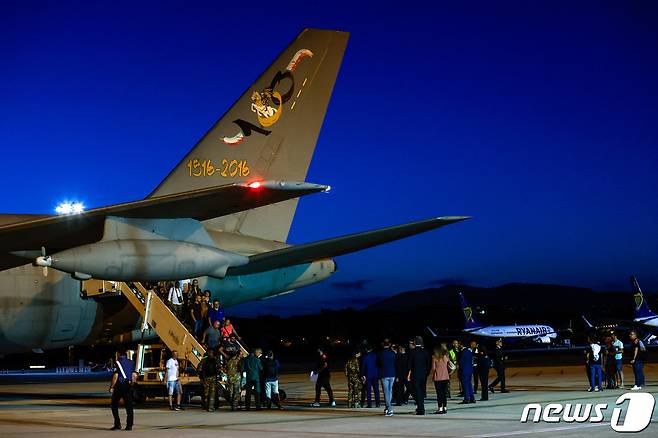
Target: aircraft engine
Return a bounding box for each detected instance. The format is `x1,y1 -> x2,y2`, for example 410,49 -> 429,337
536,335 -> 552,344
33,240 -> 248,281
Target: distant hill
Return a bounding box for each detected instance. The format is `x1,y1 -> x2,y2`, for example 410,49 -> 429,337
234,282 -> 657,360
365,283 -> 651,326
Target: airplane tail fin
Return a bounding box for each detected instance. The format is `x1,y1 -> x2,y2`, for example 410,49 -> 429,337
458,292 -> 482,330
631,275 -> 656,319
581,315 -> 594,329
149,29 -> 349,243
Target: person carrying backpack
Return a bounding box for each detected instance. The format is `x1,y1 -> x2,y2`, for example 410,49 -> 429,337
198,349 -> 220,412
587,337 -> 603,392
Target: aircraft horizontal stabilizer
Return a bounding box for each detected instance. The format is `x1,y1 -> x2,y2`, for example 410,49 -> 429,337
0,181 -> 328,271
227,216 -> 470,275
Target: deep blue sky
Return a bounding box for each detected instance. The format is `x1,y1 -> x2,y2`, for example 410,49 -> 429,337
2,1 -> 657,315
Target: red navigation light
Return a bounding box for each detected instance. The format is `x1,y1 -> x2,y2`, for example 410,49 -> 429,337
248,181 -> 262,189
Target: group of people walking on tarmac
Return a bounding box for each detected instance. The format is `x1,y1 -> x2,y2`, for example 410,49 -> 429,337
457,338 -> 509,405
342,336 -> 510,416
585,330 -> 647,392
110,334 -> 511,429
195,344 -> 284,413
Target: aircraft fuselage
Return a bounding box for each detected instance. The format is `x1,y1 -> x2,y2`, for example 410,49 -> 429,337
0,257 -> 335,355
634,316 -> 658,328
466,324 -> 557,343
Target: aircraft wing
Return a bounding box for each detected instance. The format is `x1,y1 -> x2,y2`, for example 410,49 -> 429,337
613,319 -> 658,336
0,181 -> 328,271
581,316 -> 658,334
227,216 -> 470,275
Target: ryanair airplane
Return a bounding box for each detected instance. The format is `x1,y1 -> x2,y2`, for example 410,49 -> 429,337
582,276 -> 658,344
458,292 -> 558,344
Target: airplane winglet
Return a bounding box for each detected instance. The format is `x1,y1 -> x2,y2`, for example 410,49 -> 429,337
237,180 -> 330,192
437,216 -> 472,223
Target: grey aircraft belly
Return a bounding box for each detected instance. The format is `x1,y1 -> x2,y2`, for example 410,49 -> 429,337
0,29 -> 469,355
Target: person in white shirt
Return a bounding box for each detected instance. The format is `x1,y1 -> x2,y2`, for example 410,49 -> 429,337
167,282 -> 184,320
611,332 -> 624,389
165,350 -> 183,410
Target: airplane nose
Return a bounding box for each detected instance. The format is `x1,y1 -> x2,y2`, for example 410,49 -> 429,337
35,256 -> 52,267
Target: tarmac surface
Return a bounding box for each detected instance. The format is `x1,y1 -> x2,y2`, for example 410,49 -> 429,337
0,364 -> 656,437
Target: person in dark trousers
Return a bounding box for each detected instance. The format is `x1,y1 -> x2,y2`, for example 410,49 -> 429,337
587,336 -> 603,392
470,340 -> 479,394
604,338 -> 617,389
407,336 -> 431,415
459,342 -> 475,404
629,330 -> 646,390
431,345 -> 452,414
405,338 -> 417,403
476,345 -> 490,401
242,348 -> 263,410
311,348 -> 335,407
452,340 -> 463,397
394,345 -> 410,405
378,339 -> 397,416
361,345 -> 380,408
109,349 -> 137,431
189,293 -> 204,340
489,339 -> 509,393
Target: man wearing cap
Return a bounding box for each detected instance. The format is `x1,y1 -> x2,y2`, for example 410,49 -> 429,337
109,349 -> 137,431
489,338 -> 509,393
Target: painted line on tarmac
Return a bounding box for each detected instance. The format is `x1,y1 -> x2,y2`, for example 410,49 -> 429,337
465,422 -> 609,437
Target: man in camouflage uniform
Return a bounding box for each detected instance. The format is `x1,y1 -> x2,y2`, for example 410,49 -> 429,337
226,351 -> 243,411
198,349 -> 220,412
345,351 -> 363,408
196,351 -> 209,410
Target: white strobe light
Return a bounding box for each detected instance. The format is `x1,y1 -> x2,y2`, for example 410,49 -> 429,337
55,201 -> 85,215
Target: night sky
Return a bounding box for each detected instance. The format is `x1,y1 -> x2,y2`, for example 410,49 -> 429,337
2,1 -> 657,315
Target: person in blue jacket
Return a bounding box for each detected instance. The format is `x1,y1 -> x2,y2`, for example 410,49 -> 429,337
361,345 -> 380,408
377,339 -> 397,416
459,341 -> 475,404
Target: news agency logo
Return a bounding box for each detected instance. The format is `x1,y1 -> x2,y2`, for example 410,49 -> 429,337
520,392 -> 655,433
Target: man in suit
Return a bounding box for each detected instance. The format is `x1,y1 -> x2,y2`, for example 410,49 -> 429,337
459,341 -> 475,404
489,338 -> 509,393
361,345 -> 380,408
407,336 -> 431,415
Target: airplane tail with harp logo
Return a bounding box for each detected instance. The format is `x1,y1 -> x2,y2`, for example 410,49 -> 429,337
458,292 -> 483,330
632,275 -> 656,320
149,29 -> 349,243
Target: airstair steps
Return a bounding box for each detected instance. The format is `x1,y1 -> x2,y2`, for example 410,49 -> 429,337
81,279 -> 247,368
